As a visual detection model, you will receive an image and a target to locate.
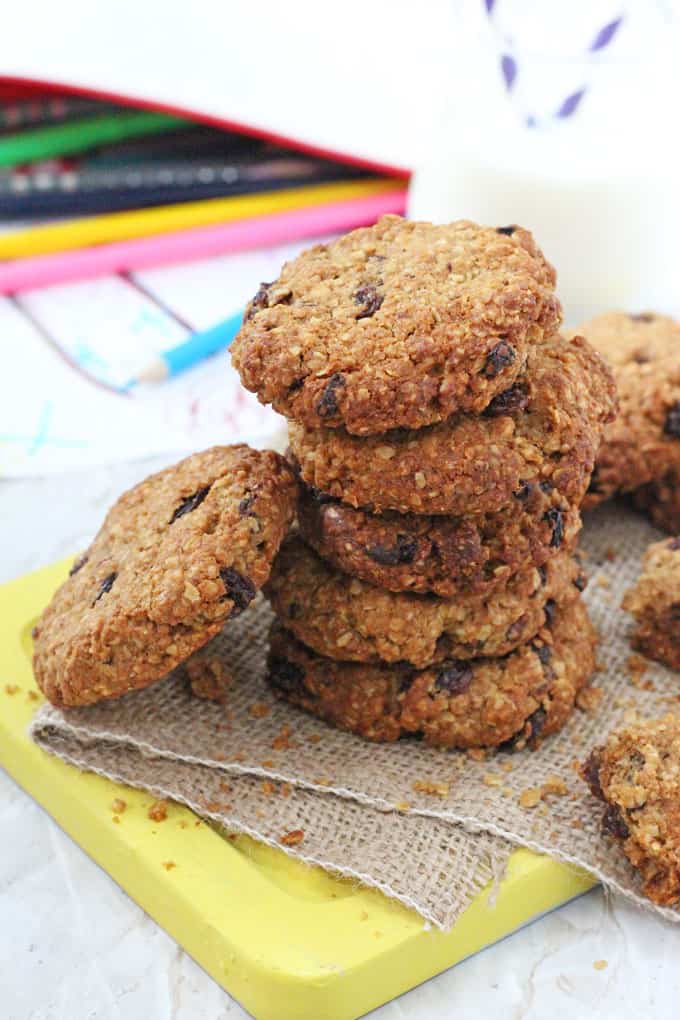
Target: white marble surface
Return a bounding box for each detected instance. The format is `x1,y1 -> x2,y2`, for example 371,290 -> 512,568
2,461 -> 679,1020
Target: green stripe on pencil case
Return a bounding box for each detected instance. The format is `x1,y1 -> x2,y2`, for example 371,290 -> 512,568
0,111 -> 190,168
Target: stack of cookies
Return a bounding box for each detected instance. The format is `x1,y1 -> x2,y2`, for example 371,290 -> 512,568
232,215 -> 617,752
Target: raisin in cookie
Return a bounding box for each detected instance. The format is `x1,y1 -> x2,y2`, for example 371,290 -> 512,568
622,537 -> 680,670
32,446 -> 298,707
633,469 -> 680,535
572,311 -> 680,508
268,598 -> 596,750
289,333 -> 616,516
231,216 -> 560,435
298,481 -> 581,597
582,715 -> 680,905
266,536 -> 584,667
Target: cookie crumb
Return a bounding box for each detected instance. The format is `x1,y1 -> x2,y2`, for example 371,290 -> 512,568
596,574 -> 611,589
519,788 -> 543,809
4,684 -> 19,696
413,779 -> 450,798
185,653 -> 233,702
280,829 -> 305,846
395,801 -> 411,811
308,734 -> 322,744
467,748 -> 487,762
542,775 -> 568,798
249,702 -> 270,718
604,548 -> 616,562
593,959 -> 608,971
626,653 -> 656,690
27,690 -> 39,702
161,861 -> 177,871
627,653 -> 648,677
111,798 -> 127,814
483,772 -> 502,787
272,725 -> 295,750
261,780 -> 275,796
148,800 -> 169,822
576,686 -> 604,713
360,911 -> 369,921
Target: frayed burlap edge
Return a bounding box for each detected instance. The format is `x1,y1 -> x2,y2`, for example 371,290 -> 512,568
30,504 -> 680,928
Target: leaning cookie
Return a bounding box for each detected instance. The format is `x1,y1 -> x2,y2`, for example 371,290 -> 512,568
633,469 -> 680,536
32,446 -> 298,707
231,215 -> 560,434
266,536 -> 584,667
267,598 -> 596,750
572,311 -> 680,508
298,481 -> 581,597
575,310 -> 680,368
288,333 -> 616,516
582,715 -> 680,906
621,537 -> 680,671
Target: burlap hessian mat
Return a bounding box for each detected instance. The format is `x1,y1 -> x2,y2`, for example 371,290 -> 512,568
30,504 -> 680,930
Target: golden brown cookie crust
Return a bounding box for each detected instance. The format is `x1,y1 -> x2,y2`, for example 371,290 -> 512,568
573,311 -> 680,508
32,446 -> 298,708
622,537 -> 680,670
288,333 -> 616,516
633,469 -> 680,536
266,536 -> 584,667
582,715 -> 680,905
298,481 -> 581,597
576,310 -> 680,368
231,215 -> 560,435
268,598 -> 596,750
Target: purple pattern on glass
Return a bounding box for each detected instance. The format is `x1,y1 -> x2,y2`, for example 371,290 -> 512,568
484,3 -> 624,125
590,16 -> 623,51
501,54 -> 517,90
556,88 -> 586,118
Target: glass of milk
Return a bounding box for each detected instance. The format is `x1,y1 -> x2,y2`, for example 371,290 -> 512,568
409,0 -> 680,326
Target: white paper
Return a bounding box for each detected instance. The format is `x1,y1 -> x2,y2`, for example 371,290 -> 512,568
2,238 -> 333,476
0,297 -> 186,477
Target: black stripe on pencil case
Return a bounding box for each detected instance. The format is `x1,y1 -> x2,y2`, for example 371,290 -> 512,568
0,97 -> 122,134
0,160 -> 373,219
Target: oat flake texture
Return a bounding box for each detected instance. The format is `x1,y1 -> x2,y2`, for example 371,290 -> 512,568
31,504 -> 680,929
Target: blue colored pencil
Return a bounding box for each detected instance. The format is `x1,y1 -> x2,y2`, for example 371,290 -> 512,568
130,309 -> 244,385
